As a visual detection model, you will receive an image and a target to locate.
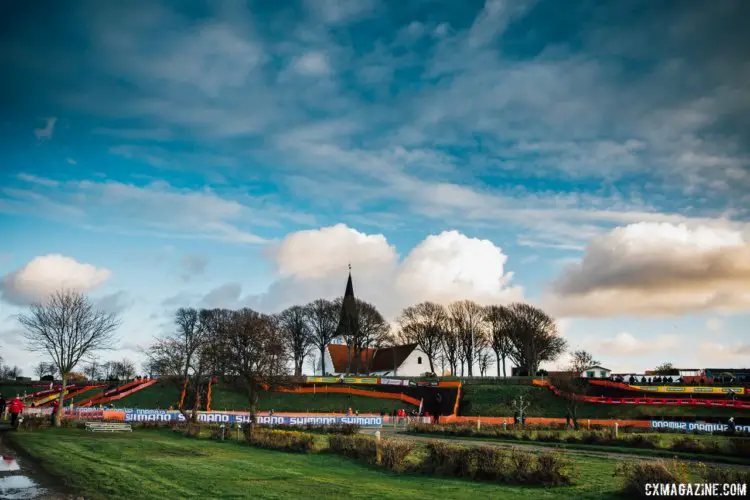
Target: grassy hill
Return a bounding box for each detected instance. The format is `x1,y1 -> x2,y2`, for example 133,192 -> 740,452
461,384 -> 750,418
115,381 -> 415,413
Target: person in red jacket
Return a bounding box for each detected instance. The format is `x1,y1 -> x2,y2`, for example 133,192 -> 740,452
51,399 -> 60,425
8,395 -> 24,429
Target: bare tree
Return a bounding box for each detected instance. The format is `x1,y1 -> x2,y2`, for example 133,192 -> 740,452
278,306 -> 312,376
550,350 -> 600,429
83,359 -> 100,381
145,307 -> 208,422
19,290 -> 120,426
224,308 -> 288,432
34,362 -> 54,380
304,299 -> 339,376
485,305 -> 514,377
505,303 -> 567,376
477,346 -> 495,377
448,300 -> 486,377
114,358 -> 136,380
441,324 -> 460,376
355,299 -> 391,373
397,302 -> 447,374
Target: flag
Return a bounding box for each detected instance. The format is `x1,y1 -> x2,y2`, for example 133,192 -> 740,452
418,398 -> 423,414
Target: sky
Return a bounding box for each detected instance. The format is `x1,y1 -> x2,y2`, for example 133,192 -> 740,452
1,0 -> 749,377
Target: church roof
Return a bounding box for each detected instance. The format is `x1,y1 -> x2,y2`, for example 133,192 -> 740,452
326,343 -> 418,373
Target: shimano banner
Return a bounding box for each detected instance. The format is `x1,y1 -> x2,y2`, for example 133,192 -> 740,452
123,409 -> 383,427
650,420 -> 750,433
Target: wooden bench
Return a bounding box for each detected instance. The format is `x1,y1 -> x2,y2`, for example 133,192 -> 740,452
84,422 -> 132,433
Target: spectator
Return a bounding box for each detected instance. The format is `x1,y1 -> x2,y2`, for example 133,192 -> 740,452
51,399 -> 60,425
728,417 -> 736,434
269,409 -> 274,416
0,394 -> 6,420
566,412 -> 571,428
9,395 -> 24,429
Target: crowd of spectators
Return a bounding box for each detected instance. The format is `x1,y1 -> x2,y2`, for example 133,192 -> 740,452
605,374 -> 743,387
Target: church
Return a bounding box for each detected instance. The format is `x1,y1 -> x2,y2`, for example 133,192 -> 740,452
319,268 -> 431,377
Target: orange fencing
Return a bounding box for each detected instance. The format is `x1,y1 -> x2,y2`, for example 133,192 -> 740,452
272,385 -> 422,407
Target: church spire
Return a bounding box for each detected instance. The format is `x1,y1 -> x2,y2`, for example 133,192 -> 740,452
336,264 -> 359,373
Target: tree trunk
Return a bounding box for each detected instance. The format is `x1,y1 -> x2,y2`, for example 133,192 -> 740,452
320,345 -> 326,376
191,387 -> 201,423
54,374 -> 66,427
496,353 -> 501,378
428,355 -> 435,374
502,356 -> 507,378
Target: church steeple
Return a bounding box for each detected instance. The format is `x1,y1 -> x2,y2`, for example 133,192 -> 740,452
336,264 -> 359,373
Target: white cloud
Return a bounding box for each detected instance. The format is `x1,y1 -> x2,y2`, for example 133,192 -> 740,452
16,172 -> 59,187
1,254 -> 111,306
34,117 -> 57,140
597,332 -> 680,357
547,222 -> 750,316
252,224 -> 523,318
291,52 -> 331,76
706,318 -> 724,331
6,175 -> 273,244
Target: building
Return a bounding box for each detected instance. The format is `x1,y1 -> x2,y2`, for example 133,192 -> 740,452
319,267 -> 431,377
322,343 -> 430,377
580,365 -> 611,378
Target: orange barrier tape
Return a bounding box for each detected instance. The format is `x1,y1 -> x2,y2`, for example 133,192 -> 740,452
452,384 -> 462,416
271,385 -> 421,407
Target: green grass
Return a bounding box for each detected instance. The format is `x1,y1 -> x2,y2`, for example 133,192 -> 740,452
10,428 -> 634,499
462,384 -> 750,418
403,432 -> 750,466
116,381 -> 414,413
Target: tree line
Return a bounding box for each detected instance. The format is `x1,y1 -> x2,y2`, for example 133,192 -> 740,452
14,289 -> 569,426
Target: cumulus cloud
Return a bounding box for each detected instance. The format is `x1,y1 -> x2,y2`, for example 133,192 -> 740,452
597,332 -> 680,357
250,224 -> 523,317
546,222 -> 750,316
1,254 -> 111,306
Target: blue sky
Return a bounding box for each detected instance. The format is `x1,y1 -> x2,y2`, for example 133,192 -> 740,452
1,0 -> 749,375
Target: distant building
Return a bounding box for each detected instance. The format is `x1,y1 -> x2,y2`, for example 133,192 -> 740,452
579,365 -> 611,378
322,343 -> 429,377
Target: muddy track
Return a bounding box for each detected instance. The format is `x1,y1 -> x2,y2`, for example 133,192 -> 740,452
360,428 -> 750,469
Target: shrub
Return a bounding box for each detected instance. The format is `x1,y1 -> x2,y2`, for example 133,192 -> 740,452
423,441 -> 571,485
670,436 -> 704,454
725,439 -> 750,458
379,440 -> 416,472
248,429 -> 315,453
616,460 -> 690,497
703,465 -> 750,485
263,423 -> 360,435
328,434 -> 378,464
623,433 -> 659,449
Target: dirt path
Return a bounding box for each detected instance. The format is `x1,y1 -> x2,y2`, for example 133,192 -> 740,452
361,428 -> 750,469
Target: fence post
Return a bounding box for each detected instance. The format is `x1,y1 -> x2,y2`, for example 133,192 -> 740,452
587,419 -> 591,429
614,422 -> 618,437
477,418 -> 481,431
375,430 -> 381,442
503,419 -> 507,431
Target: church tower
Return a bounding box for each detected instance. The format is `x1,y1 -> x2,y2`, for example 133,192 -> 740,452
336,264 -> 360,373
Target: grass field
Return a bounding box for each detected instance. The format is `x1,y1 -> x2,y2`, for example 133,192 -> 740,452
114,381 -> 415,413
462,385 -> 750,418
8,428 -> 643,499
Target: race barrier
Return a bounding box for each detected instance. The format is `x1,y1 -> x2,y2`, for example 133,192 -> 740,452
120,409 -> 385,427
271,385 -> 422,407
651,420 -> 750,433
589,380 -> 746,395
302,376 -> 459,388
441,415 -> 652,428
533,380 -> 750,408
81,378 -> 158,407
